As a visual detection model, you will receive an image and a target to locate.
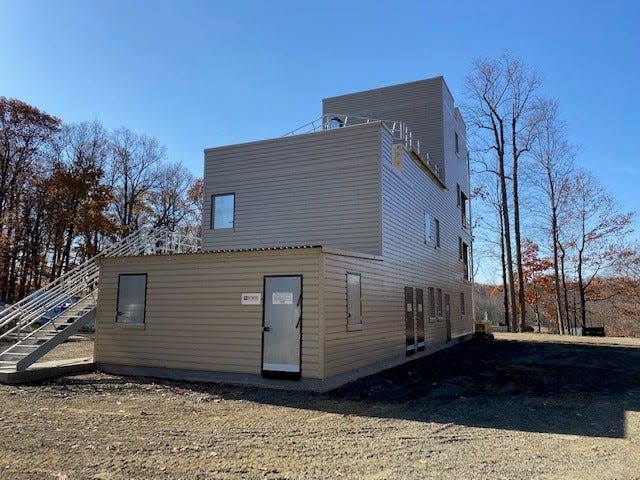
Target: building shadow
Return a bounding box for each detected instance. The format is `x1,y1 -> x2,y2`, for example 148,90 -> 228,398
45,338 -> 640,439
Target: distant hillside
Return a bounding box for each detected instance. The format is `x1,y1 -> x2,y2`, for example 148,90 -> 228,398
473,281 -> 640,337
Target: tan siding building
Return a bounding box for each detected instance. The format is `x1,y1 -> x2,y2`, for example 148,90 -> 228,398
95,76 -> 474,391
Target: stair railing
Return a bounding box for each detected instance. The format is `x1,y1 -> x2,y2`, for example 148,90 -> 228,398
0,227 -> 200,341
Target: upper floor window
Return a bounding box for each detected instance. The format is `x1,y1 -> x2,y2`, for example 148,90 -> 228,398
455,132 -> 459,155
462,242 -> 470,281
460,191 -> 468,228
212,193 -> 235,230
424,213 -> 440,247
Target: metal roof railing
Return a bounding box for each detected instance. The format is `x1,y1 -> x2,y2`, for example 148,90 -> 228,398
284,113 -> 444,180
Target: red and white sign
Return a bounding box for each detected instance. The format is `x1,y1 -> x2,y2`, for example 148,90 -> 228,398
241,293 -> 261,305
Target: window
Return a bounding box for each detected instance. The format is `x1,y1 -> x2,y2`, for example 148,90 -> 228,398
455,132 -> 459,155
346,273 -> 362,330
462,242 -> 470,281
456,184 -> 461,207
436,288 -> 443,319
458,237 -> 463,261
428,287 -> 436,321
461,292 -> 466,315
212,193 -> 235,230
116,274 -> 147,325
460,191 -> 468,228
424,213 -> 440,247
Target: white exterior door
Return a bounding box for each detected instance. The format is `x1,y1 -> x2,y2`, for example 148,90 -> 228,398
262,276 -> 302,377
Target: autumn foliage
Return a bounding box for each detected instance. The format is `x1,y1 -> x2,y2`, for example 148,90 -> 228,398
0,97 -> 202,303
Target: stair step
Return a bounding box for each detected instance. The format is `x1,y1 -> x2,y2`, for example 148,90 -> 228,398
0,360 -> 18,365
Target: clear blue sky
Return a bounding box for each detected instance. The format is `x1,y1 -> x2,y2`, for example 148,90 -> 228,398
1,0 -> 638,235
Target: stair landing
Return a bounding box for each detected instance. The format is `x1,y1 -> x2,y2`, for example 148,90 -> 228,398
0,356 -> 94,384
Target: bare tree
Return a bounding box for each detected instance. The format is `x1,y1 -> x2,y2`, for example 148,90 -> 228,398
529,99 -> 575,333
507,56 -> 542,332
466,55 -> 517,331
148,162 -> 195,230
565,171 -> 635,329
108,127 -> 165,234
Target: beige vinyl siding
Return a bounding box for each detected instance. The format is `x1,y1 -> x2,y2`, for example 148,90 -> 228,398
202,122 -> 382,255
322,252 -> 402,377
322,124 -> 473,378
380,128 -> 473,342
323,77 -> 446,181
95,249 -> 323,379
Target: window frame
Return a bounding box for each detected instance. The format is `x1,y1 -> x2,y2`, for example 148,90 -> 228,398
211,193 -> 236,230
115,273 -> 147,326
346,272 -> 363,331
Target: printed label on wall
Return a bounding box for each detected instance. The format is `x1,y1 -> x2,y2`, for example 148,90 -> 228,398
393,144 -> 404,171
272,292 -> 294,305
241,293 -> 261,305
406,303 -> 413,312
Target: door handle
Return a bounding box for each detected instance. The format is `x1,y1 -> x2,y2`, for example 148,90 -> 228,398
263,326 -> 271,332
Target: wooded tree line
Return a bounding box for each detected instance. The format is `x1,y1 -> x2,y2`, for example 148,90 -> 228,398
467,53 -> 639,334
0,97 -> 203,304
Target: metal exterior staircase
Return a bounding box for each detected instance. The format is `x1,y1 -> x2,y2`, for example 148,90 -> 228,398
0,227 -> 200,371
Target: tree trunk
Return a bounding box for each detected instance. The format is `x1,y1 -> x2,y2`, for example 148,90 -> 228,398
499,162 -> 517,332
559,244 -> 570,335
512,159 -> 527,332
577,248 -> 587,329
499,205 -> 510,331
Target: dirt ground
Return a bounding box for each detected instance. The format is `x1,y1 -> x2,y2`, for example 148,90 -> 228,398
1,333 -> 640,480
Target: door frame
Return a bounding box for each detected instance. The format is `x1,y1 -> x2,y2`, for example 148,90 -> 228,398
261,274 -> 303,379
444,293 -> 451,342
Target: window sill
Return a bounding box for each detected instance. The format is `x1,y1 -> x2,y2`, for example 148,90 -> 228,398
347,323 -> 364,332
115,322 -> 145,329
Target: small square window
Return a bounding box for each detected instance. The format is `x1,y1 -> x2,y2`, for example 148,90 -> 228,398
212,193 -> 235,230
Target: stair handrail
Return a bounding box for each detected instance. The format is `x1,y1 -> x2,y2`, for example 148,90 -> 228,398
1,291 -> 98,351
0,271 -> 101,340
0,226 -> 199,338
0,227 -> 149,321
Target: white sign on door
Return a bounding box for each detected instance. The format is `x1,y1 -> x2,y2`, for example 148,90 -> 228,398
272,292 -> 294,305
241,293 -> 261,305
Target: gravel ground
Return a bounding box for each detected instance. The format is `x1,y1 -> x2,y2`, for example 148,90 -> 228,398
1,333 -> 639,479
